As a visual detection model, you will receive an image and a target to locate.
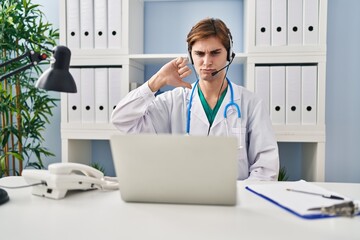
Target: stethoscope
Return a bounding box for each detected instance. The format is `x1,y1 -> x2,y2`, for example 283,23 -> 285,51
186,77 -> 241,134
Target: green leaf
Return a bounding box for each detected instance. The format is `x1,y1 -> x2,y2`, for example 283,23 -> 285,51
278,166 -> 289,181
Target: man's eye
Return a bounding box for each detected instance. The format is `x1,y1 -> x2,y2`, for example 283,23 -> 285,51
195,52 -> 204,57
211,51 -> 221,56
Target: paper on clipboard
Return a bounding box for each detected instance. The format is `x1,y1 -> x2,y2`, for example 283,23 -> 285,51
246,180 -> 358,219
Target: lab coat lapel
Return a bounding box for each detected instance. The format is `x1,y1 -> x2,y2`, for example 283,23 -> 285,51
186,85 -> 209,127
191,92 -> 209,126
212,82 -> 241,127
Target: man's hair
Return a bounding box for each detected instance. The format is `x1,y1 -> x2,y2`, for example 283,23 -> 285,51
186,18 -> 233,54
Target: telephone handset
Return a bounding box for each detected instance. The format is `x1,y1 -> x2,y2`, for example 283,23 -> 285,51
22,162 -> 119,199
49,162 -> 104,179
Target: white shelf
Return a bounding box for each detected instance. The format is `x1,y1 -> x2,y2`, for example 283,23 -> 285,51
274,125 -> 325,142
61,123 -> 117,140
60,0 -> 328,181
129,53 -> 247,65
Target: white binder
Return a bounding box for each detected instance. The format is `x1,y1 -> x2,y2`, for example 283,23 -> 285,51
108,0 -> 122,49
108,67 -> 123,120
287,0 -> 303,45
303,0 -> 319,45
94,0 -> 108,49
81,68 -> 95,123
255,66 -> 270,113
67,68 -> 81,122
271,0 -> 287,46
255,0 -> 271,46
80,0 -> 94,49
95,68 -> 109,123
270,66 -> 286,125
286,66 -> 301,124
66,0 -> 80,49
301,65 -> 317,125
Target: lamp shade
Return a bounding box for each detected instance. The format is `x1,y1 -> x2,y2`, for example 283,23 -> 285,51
36,45 -> 77,93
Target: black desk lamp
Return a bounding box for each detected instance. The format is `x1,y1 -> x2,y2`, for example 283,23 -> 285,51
0,45 -> 77,93
0,45 -> 77,205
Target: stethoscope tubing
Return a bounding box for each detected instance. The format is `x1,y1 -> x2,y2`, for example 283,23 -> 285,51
224,78 -> 241,119
186,79 -> 200,134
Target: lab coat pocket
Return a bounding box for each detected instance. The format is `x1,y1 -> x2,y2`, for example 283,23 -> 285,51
231,127 -> 247,160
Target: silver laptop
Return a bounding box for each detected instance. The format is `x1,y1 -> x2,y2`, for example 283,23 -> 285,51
110,134 -> 237,206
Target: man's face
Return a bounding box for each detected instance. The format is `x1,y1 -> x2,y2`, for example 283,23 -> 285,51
191,36 -> 228,82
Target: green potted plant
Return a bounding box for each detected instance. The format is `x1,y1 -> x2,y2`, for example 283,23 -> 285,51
0,0 -> 59,176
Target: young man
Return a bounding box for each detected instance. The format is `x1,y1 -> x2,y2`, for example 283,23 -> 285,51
111,18 -> 279,180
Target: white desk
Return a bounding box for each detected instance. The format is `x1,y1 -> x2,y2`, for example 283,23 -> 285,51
0,177 -> 359,240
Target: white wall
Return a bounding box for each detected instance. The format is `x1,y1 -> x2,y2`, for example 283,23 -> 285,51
325,0 -> 360,182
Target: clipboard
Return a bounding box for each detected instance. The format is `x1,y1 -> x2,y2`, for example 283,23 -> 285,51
246,180 -> 359,219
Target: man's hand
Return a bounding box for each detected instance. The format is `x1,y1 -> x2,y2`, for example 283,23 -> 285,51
148,57 -> 192,92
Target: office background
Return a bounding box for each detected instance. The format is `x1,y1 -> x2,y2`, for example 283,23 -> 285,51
33,0 -> 360,183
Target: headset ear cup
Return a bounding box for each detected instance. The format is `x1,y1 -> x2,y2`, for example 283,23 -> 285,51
188,51 -> 194,65
227,34 -> 234,62
227,48 -> 232,62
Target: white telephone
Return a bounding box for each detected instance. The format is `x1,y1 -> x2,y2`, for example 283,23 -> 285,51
22,163 -> 119,199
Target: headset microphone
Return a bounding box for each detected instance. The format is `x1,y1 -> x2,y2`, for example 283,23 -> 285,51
211,52 -> 236,76
211,63 -> 230,76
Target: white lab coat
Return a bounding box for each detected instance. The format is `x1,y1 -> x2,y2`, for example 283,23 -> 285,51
111,80 -> 279,181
